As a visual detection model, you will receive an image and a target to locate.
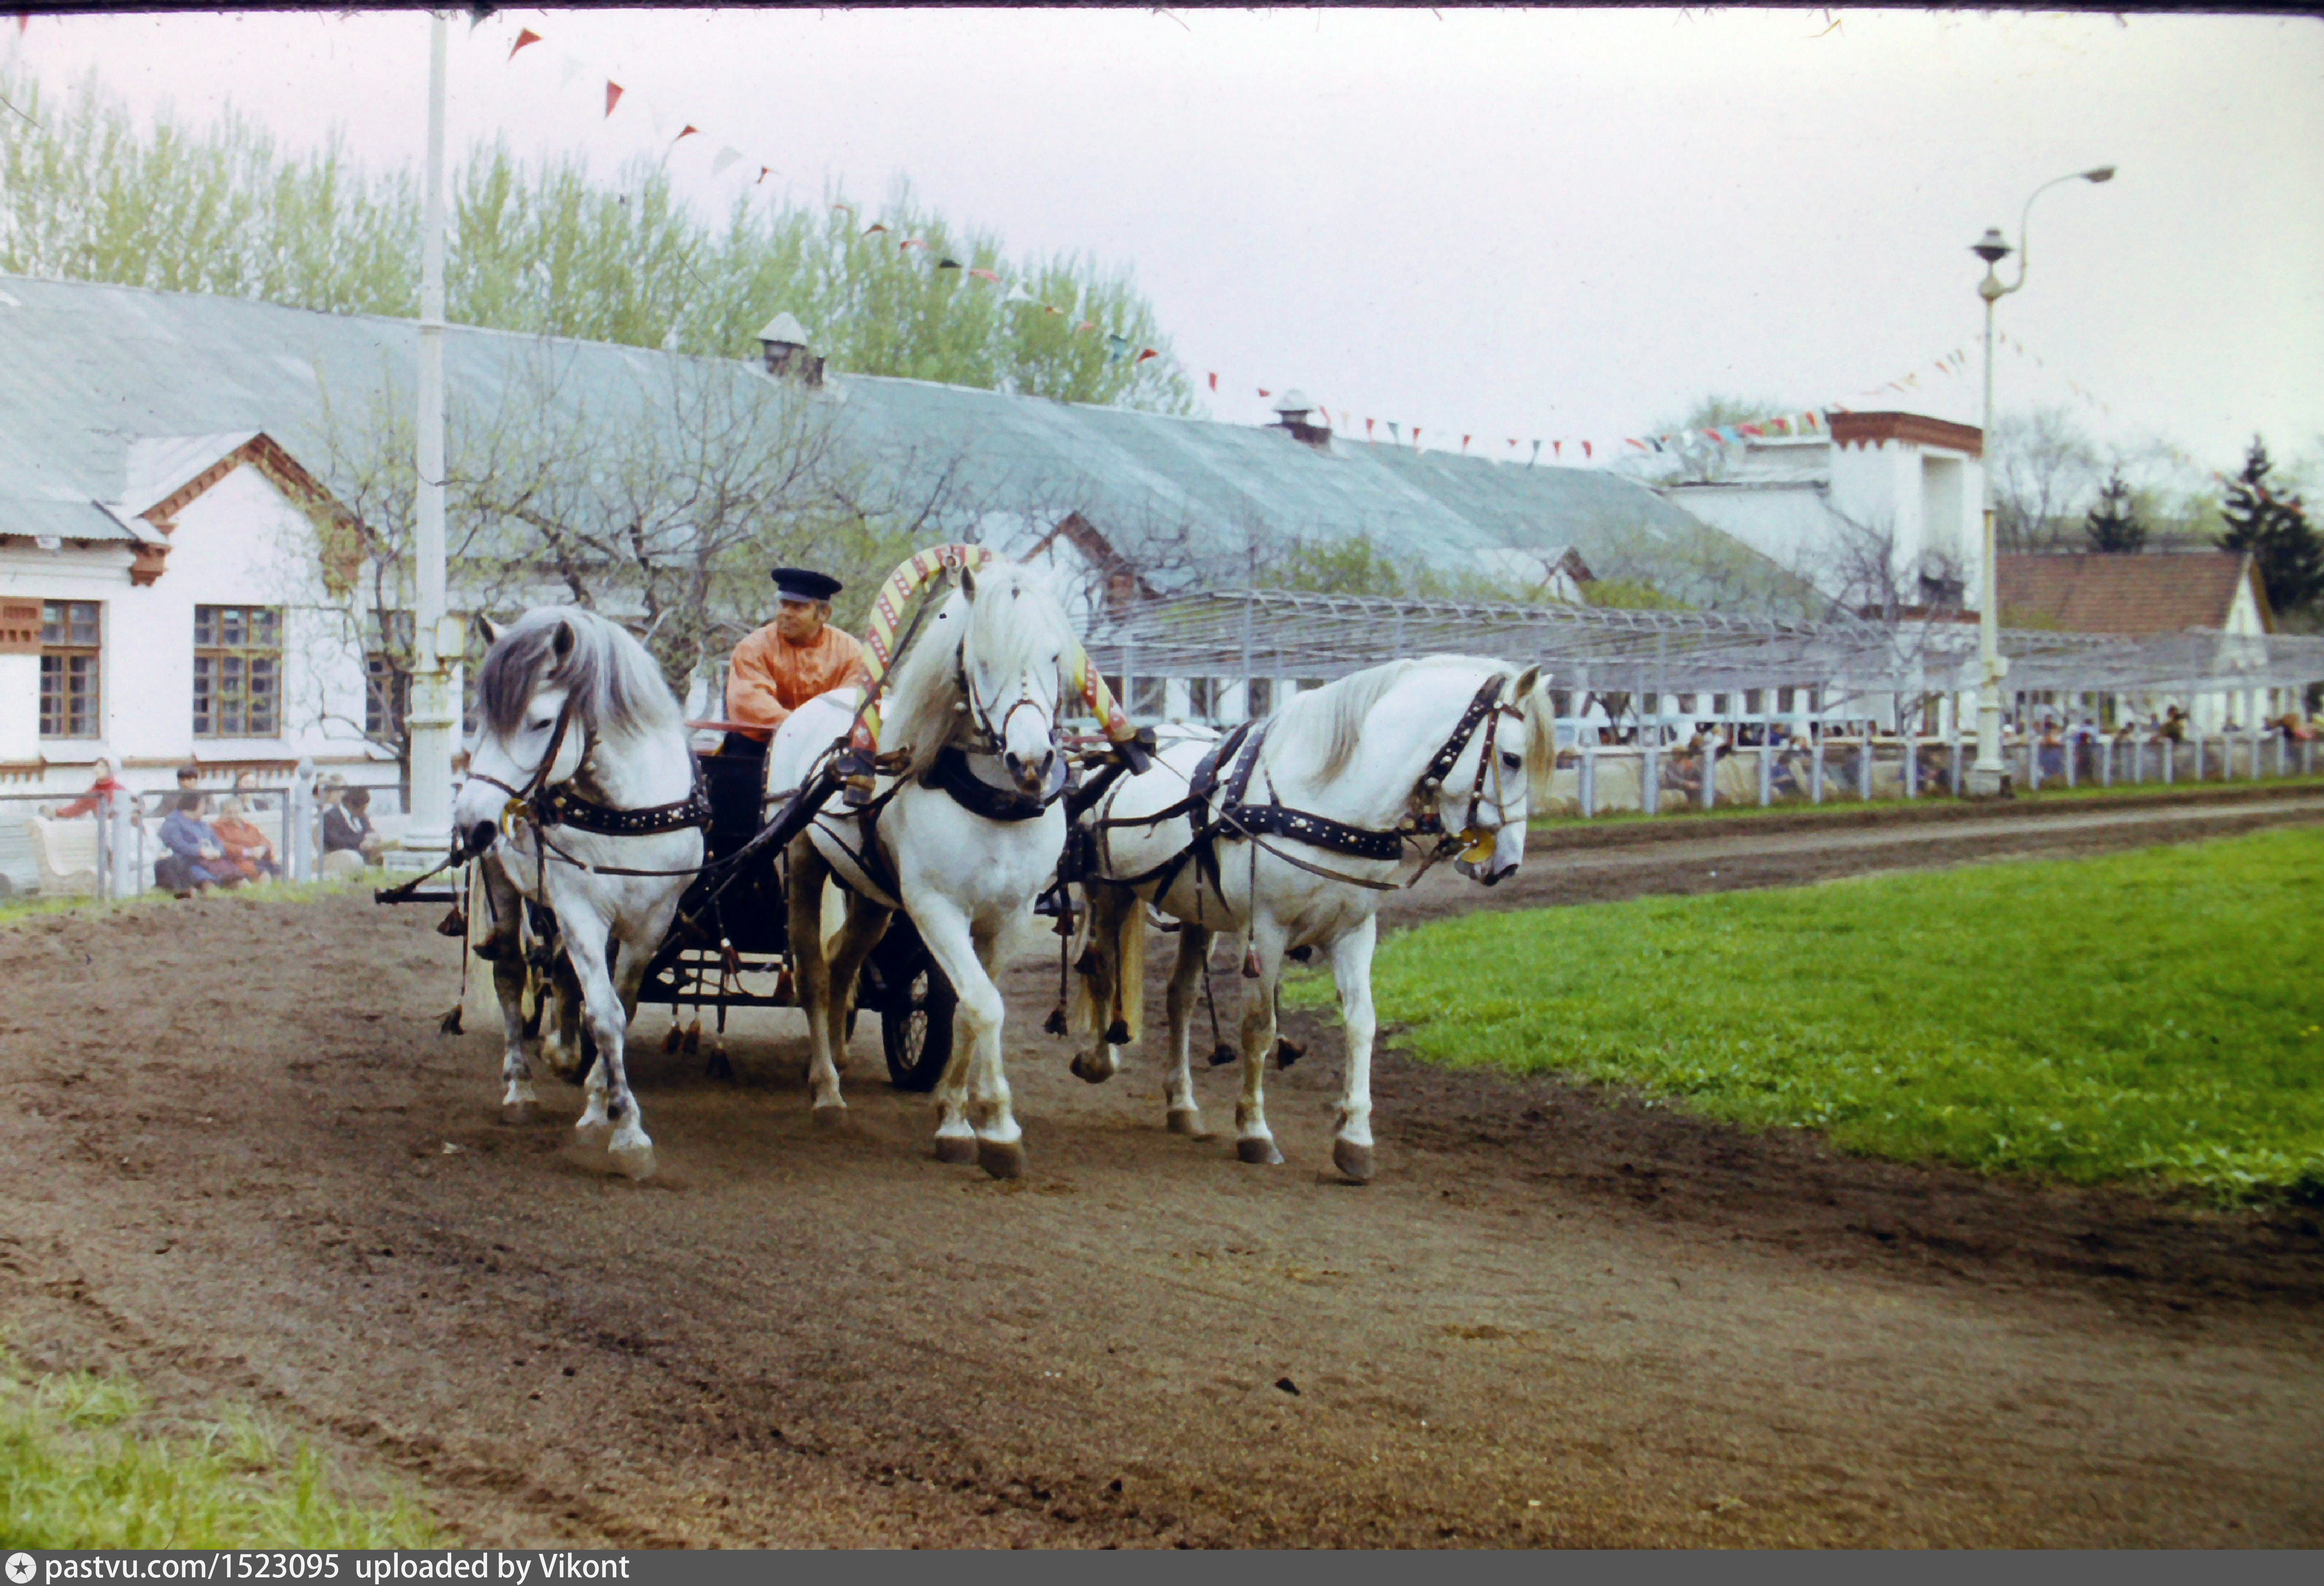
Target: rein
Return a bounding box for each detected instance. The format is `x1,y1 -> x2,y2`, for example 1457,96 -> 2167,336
468,690 -> 714,882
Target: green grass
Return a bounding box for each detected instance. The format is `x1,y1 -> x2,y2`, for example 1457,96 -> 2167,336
1530,772 -> 2324,832
0,1353 -> 440,1548
1290,827 -> 2324,1201
0,875 -> 368,931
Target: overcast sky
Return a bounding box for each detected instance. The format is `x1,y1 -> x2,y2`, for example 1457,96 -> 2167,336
8,7 -> 2322,470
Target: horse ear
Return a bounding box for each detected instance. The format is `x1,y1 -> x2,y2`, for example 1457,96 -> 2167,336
961,565 -> 979,600
1511,664 -> 1542,699
551,620 -> 576,660
478,615 -> 503,646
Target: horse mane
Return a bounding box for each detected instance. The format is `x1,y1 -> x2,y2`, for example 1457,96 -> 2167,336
1270,653 -> 1551,792
878,561 -> 1074,779
476,606 -> 682,744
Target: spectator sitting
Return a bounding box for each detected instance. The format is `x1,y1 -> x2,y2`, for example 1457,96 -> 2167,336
56,757 -> 127,820
1665,736 -> 1707,798
2156,705 -> 2189,744
321,786 -> 384,878
2038,721 -> 2067,780
213,797 -> 282,882
156,792 -> 243,896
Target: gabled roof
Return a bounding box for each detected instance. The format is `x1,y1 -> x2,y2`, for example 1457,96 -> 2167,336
0,272 -> 1817,617
1996,551 -> 2270,635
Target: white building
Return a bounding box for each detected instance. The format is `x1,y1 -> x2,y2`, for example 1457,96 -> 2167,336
1649,411 -> 1987,610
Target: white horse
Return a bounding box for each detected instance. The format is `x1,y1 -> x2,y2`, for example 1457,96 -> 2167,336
453,608 -> 707,1181
764,561 -> 1073,1178
1070,655 -> 1550,1182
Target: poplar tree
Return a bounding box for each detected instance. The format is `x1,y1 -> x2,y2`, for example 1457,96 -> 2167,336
0,65 -> 1191,412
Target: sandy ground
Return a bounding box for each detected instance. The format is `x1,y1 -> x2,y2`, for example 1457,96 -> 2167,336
0,793 -> 2318,1548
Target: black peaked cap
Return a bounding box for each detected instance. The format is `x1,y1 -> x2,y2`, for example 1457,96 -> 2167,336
770,567 -> 843,601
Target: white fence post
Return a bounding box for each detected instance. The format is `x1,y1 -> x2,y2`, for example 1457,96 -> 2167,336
1811,735 -> 1825,804
289,759 -> 315,882
1759,740 -> 1773,807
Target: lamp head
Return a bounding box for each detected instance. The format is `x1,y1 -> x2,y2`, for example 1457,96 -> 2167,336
2082,165 -> 2116,183
1971,227 -> 2013,265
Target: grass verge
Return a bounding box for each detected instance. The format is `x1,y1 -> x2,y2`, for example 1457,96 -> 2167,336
0,875 -> 370,932
1289,827 -> 2324,1202
1531,773 -> 2324,832
0,1352 -> 440,1548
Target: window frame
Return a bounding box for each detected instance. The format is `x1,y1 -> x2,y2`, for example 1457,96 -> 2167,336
192,603 -> 284,739
39,600 -> 102,740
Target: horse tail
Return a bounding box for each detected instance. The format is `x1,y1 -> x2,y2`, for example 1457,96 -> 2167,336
1114,890 -> 1148,1042
1068,884 -> 1146,1043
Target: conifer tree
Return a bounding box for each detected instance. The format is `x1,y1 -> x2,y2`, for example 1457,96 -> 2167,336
2083,469 -> 2145,553
2218,437 -> 2322,615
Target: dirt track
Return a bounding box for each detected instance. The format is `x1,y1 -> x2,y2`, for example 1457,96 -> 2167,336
1,795 -> 2320,1547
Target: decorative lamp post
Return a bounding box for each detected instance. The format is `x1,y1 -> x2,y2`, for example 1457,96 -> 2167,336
1965,165 -> 2115,797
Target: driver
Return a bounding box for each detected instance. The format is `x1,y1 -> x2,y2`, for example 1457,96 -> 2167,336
724,566 -> 875,739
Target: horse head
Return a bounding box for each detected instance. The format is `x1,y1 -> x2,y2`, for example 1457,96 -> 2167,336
1451,663 -> 1549,887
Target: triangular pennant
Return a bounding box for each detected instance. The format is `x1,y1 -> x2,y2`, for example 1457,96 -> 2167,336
1461,435 -> 1471,454
1136,347 -> 1159,364
968,267 -> 1001,282
508,27 -> 542,59
604,81 -> 624,117
1258,388 -> 1272,399
757,166 -> 773,184
937,257 -> 963,270
674,124 -> 700,143
710,146 -> 742,177
1582,441 -> 1593,459
1365,418 -> 1375,438
863,222 -> 889,237
1208,373 -> 1218,392
1386,422 -> 1400,442
1413,427 -> 1422,447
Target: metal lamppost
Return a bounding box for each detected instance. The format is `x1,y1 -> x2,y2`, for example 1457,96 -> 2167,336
1964,164 -> 2115,797
395,9 -> 457,865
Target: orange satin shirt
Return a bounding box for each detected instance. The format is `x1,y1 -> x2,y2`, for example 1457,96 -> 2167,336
724,622 -> 874,734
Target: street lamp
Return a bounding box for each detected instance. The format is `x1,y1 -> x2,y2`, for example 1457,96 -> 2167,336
1965,164 -> 2115,798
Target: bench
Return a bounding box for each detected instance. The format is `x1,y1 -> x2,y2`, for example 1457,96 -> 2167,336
25,816 -> 100,896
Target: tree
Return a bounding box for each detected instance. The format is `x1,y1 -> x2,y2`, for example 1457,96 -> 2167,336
2218,436 -> 2323,617
2083,469 -> 2145,553
1989,406 -> 2103,552
0,64 -> 1191,412
1641,394 -> 1796,486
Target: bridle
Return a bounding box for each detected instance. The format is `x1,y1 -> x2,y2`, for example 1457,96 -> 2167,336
462,686 -> 710,877
464,690 -> 583,843
954,650 -> 1064,763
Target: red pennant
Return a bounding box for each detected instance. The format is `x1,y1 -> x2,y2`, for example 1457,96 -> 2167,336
1258,388 -> 1272,399
1043,305 -> 1064,315
834,203 -> 856,217
969,267 -> 1000,282
1462,435 -> 1471,453
864,223 -> 889,237
1207,372 -> 1218,392
1581,441 -> 1593,459
1413,427 -> 1422,446
675,125 -> 700,143
1506,438 -> 1518,449
1136,347 -> 1158,364
1077,321 -> 1098,333
604,81 -> 624,116
757,166 -> 773,184
1365,418 -> 1375,438
1552,441 -> 1563,458
508,27 -> 541,59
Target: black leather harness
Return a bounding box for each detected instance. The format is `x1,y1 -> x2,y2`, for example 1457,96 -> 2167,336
1090,674 -> 1518,903
467,692 -> 713,879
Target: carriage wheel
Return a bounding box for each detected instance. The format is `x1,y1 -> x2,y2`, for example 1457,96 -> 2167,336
879,957 -> 957,1093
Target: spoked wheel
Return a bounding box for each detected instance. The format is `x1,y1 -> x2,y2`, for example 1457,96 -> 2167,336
875,951 -> 957,1093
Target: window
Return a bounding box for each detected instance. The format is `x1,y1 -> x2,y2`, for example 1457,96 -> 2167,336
193,605 -> 282,737
1246,677 -> 1274,719
1187,678 -> 1220,720
40,601 -> 101,738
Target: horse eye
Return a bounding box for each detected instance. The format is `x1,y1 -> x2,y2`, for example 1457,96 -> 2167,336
1502,751 -> 1522,771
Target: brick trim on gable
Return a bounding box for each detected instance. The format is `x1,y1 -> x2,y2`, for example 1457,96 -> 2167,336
1828,411 -> 1984,459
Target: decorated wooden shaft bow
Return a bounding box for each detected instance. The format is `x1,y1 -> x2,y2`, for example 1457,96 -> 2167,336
849,542 -> 1137,757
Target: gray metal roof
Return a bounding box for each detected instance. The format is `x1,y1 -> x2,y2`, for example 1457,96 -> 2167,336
0,272 -> 1815,614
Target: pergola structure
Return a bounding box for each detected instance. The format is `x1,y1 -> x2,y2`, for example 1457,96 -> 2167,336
1081,588 -> 2324,732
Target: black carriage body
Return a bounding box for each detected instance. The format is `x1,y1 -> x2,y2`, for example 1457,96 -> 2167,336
633,736 -> 956,1090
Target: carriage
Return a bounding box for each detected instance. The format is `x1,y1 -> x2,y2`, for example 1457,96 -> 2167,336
631,727 -> 959,1092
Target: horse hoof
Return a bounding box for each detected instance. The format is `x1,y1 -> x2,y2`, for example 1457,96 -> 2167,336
1068,1052 -> 1113,1085
1236,1137 -> 1285,1166
1166,1108 -> 1205,1138
572,1119 -> 611,1150
1104,1019 -> 1132,1046
978,1138 -> 1027,1180
934,1133 -> 978,1165
1274,1037 -> 1304,1070
609,1142 -> 658,1181
1333,1140 -> 1375,1183
1208,1044 -> 1239,1068
500,1100 -> 541,1127
811,1104 -> 849,1132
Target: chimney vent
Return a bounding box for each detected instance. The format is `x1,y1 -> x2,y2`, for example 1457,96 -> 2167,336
755,312 -> 825,386
1268,388 -> 1331,451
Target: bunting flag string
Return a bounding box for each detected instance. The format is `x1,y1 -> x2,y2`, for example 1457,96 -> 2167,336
487,16 -> 2146,473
